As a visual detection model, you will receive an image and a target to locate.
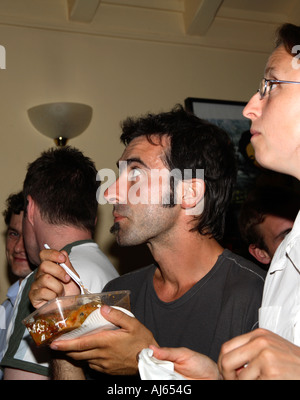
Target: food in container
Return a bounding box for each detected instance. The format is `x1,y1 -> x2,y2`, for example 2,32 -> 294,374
23,290 -> 131,346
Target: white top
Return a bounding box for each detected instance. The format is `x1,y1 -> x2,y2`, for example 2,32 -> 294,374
67,241 -> 119,292
259,211 -> 300,345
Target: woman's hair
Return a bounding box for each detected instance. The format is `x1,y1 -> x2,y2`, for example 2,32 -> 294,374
275,23 -> 300,53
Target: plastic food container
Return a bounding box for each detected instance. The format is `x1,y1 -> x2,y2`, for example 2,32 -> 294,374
22,290 -> 131,346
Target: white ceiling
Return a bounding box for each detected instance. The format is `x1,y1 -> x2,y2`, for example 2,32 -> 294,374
0,0 -> 299,53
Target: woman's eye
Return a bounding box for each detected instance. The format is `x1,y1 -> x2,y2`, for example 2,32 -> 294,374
128,168 -> 141,181
269,83 -> 278,92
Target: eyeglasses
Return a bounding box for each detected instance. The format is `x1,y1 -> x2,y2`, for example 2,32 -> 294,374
258,78 -> 300,100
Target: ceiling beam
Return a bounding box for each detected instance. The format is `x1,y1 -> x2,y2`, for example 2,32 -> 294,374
67,0 -> 101,23
184,0 -> 224,36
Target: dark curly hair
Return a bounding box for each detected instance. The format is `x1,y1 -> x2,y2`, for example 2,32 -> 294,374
120,105 -> 237,240
3,191 -> 25,226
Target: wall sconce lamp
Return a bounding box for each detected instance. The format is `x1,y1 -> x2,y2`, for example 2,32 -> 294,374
27,102 -> 93,146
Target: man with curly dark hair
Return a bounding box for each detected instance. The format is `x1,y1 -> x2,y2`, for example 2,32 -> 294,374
30,106 -> 266,379
0,191 -> 32,379
152,23 -> 300,381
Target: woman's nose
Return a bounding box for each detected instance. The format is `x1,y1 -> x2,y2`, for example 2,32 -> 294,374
243,91 -> 262,121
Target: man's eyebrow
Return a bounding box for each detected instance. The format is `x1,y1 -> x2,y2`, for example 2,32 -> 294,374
116,157 -> 150,170
7,225 -> 17,230
7,226 -> 19,234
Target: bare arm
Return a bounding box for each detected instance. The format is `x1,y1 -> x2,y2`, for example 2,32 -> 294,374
4,367 -> 49,380
52,358 -> 85,380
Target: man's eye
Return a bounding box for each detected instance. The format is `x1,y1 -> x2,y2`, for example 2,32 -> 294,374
128,168 -> 141,181
8,230 -> 19,239
281,228 -> 292,239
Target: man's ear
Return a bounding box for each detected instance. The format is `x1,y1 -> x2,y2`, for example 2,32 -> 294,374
181,179 -> 205,215
26,195 -> 35,226
248,244 -> 271,265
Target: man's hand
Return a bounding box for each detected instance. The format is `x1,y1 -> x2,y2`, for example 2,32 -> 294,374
29,249 -> 80,309
150,346 -> 220,380
218,328 -> 300,380
50,305 -> 158,376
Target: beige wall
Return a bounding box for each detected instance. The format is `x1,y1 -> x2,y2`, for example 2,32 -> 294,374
0,22 -> 269,303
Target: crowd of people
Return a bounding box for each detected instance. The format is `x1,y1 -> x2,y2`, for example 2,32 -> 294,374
0,22 -> 300,380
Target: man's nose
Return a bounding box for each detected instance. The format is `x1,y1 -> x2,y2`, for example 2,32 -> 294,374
104,176 -> 128,204
104,180 -> 119,204
14,235 -> 25,253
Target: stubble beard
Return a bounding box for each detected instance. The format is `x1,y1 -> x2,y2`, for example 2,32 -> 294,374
109,183 -> 177,247
110,221 -> 120,235
110,221 -> 134,246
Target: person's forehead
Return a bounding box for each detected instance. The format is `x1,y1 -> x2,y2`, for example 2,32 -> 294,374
262,214 -> 293,234
265,45 -> 298,78
120,135 -> 170,161
9,212 -> 23,229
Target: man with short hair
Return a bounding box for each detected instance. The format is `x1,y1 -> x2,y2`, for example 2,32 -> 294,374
239,184 -> 299,266
1,147 -> 118,380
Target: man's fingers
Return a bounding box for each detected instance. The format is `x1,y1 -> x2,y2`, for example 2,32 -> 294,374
36,260 -> 70,284
34,272 -> 67,294
29,250 -> 83,308
39,249 -> 79,278
218,329 -> 272,379
150,346 -> 183,363
39,248 -> 67,264
219,349 -> 251,380
29,287 -> 60,308
235,361 -> 261,380
29,272 -> 67,308
100,305 -> 135,330
219,330 -> 254,357
51,330 -> 106,352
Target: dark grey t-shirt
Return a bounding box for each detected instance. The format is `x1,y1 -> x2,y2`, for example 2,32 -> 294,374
104,249 -> 266,362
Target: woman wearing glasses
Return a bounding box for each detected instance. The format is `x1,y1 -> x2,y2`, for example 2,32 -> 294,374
151,23 -> 300,380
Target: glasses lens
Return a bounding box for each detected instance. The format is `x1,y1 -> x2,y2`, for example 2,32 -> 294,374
259,79 -> 266,99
